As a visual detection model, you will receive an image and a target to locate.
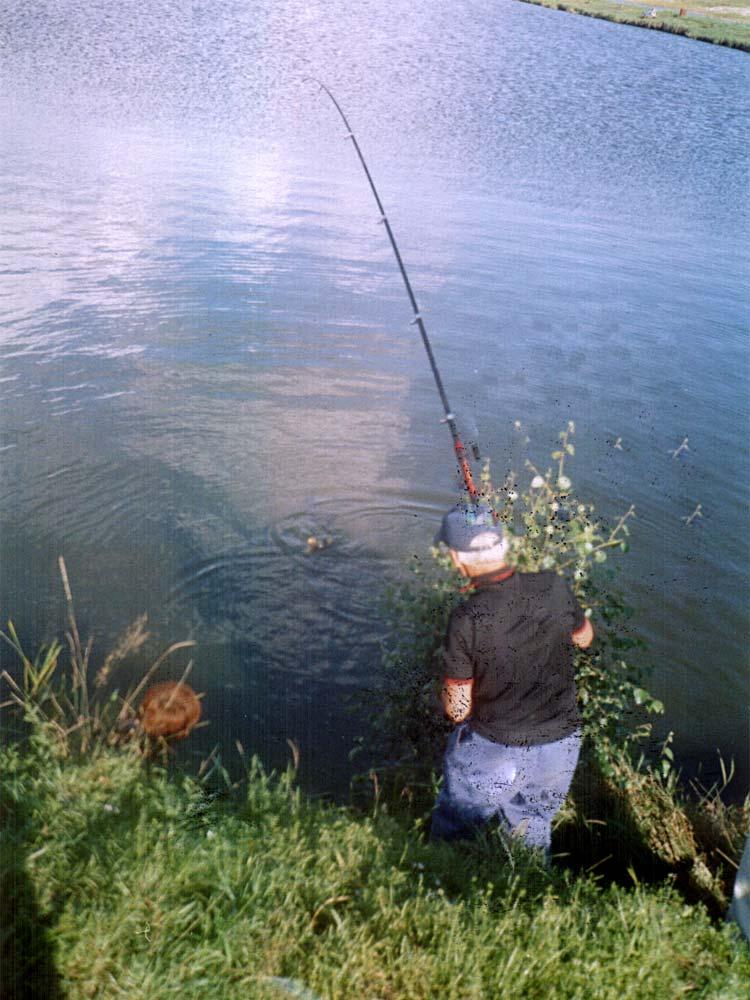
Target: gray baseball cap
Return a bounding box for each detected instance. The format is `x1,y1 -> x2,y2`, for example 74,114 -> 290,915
434,501 -> 504,552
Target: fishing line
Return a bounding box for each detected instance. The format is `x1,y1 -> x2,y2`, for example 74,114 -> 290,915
311,80 -> 480,500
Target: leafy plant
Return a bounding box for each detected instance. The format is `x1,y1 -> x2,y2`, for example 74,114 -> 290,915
1,557 -> 196,757
369,425 -> 750,911
375,423 -> 660,779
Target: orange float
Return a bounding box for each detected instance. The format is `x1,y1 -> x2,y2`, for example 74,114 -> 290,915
139,681 -> 201,740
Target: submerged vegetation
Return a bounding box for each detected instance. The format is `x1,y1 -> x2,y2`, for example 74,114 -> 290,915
1,429 -> 749,997
517,0 -> 750,52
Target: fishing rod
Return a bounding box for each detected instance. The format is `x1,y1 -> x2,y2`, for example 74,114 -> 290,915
311,80 -> 480,501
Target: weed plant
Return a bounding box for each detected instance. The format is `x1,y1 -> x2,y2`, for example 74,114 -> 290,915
0,557 -> 197,758
375,423 -> 652,774
372,424 -> 748,914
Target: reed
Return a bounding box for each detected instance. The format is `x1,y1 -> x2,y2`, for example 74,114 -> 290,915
0,557 -> 196,757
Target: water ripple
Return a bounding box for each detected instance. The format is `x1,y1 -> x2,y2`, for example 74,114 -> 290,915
0,0 -> 747,791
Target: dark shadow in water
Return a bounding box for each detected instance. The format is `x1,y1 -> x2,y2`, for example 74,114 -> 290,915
0,765 -> 65,1000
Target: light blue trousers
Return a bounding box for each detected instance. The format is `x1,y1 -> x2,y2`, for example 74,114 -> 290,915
430,723 -> 582,852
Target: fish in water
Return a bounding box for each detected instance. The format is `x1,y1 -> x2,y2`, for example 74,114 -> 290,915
306,535 -> 333,554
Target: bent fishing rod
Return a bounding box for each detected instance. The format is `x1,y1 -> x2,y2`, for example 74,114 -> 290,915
311,80 -> 480,501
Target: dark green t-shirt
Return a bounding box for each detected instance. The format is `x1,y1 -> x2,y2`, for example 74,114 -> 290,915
442,570 -> 586,746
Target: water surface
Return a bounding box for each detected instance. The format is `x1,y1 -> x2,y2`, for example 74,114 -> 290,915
1,1 -> 748,794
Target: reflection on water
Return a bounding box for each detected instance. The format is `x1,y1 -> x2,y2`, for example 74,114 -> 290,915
0,0 -> 748,795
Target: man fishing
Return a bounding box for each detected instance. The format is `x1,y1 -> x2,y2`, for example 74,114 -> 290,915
314,87 -> 592,856
430,501 -> 594,857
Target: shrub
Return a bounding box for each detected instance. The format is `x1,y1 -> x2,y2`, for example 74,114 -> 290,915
370,424 -> 748,912
376,422 -> 658,777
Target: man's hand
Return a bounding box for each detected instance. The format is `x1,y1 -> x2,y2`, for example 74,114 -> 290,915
441,678 -> 473,724
571,618 -> 594,649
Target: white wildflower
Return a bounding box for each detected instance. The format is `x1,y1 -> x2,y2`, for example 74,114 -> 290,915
103,803 -> 115,813
530,475 -> 545,489
584,542 -> 594,552
508,491 -> 518,502
550,502 -> 559,512
545,525 -> 555,536
577,504 -> 586,514
557,475 -> 572,490
206,829 -> 216,840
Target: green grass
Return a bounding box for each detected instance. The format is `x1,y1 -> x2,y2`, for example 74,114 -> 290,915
1,531 -> 748,997
2,734 -> 748,1000
517,0 -> 750,51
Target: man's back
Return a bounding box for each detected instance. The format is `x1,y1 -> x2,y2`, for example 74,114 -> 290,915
443,571 -> 585,746
431,503 -> 590,848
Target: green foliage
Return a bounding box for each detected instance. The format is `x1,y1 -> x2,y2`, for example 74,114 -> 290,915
378,423 -> 658,778
1,462 -> 748,994
0,557 -> 194,758
374,425 -> 749,916
2,742 -> 748,999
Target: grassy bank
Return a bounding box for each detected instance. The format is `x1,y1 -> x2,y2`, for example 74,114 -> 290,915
2,435 -> 749,997
517,0 -> 750,51
2,733 -> 749,1000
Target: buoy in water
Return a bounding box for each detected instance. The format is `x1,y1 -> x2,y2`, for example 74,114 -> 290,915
139,681 -> 201,740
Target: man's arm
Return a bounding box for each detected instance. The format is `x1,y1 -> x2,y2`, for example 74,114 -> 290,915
571,617 -> 594,649
441,678 -> 473,724
440,604 -> 474,724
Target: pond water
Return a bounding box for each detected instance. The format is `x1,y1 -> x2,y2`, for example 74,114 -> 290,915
1,1 -> 748,796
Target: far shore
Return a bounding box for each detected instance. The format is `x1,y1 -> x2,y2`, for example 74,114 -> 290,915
517,0 -> 750,51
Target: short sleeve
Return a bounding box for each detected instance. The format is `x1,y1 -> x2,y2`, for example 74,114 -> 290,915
557,577 -> 586,632
442,604 -> 474,681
